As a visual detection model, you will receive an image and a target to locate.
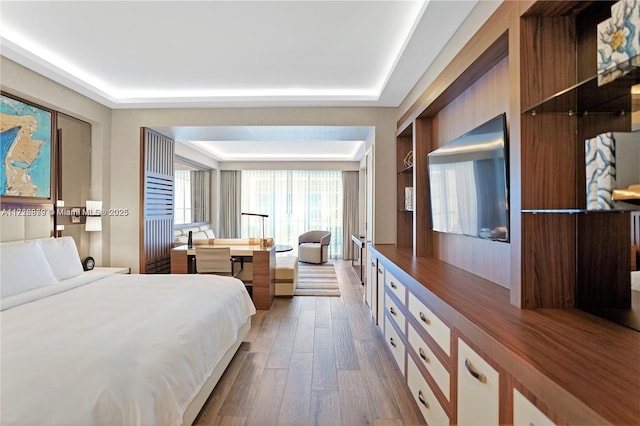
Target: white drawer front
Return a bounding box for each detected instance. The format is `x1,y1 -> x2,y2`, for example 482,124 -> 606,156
408,292 -> 451,356
385,271 -> 406,304
384,317 -> 405,374
385,293 -> 406,334
513,389 -> 555,426
408,323 -> 450,400
457,338 -> 499,426
407,356 -> 449,426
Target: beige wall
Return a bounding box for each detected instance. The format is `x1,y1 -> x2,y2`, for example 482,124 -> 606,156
1,57 -> 112,266
113,107 -> 397,272
2,57 -> 398,273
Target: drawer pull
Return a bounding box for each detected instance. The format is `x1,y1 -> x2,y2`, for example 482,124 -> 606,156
378,268 -> 383,274
419,347 -> 430,363
419,311 -> 431,325
390,282 -> 397,289
389,337 -> 397,348
371,262 -> 375,267
390,306 -> 397,315
417,390 -> 430,408
464,358 -> 487,384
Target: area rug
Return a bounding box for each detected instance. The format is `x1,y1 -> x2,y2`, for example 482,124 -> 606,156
295,261 -> 340,296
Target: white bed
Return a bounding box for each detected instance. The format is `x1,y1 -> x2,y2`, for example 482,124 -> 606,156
0,237 -> 255,425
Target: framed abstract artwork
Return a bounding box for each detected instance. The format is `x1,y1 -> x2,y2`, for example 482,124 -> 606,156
0,92 -> 55,201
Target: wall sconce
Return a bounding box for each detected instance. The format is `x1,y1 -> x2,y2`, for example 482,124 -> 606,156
85,200 -> 102,232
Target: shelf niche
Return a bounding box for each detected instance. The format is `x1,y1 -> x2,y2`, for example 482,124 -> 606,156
519,0 -> 636,324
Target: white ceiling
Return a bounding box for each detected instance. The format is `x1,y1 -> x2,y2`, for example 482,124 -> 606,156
0,0 -> 485,162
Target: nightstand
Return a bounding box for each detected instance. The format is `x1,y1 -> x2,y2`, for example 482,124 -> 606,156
87,267 -> 131,275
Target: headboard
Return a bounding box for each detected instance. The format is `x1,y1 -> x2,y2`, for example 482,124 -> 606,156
0,204 -> 54,242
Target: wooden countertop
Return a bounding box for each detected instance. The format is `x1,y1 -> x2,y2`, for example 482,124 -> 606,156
372,244 -> 640,425
172,244 -> 274,256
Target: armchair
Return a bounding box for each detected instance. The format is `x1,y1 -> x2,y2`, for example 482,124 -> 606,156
298,230 -> 331,264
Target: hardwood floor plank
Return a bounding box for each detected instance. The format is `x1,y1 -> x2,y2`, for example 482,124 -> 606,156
310,390 -> 342,426
194,350 -> 249,424
332,317 -> 359,370
218,349 -> 269,417
374,419 -> 408,426
293,309 -> 316,353
385,360 -> 427,426
245,368 -> 288,426
278,352 -> 314,425
312,327 -> 338,391
315,297 -> 332,328
330,296 -> 349,319
266,316 -> 299,369
356,338 -> 393,379
203,415 -> 247,426
199,261 -> 424,426
337,369 -> 374,425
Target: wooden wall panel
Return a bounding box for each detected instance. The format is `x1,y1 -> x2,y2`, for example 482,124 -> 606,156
521,213 -> 575,308
520,16 -> 576,108
576,212 -> 631,310
396,134 -> 413,249
429,58 -> 511,288
413,117 -> 432,258
140,128 -> 174,274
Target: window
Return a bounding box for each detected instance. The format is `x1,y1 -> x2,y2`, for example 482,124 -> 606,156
240,170 -> 343,257
174,169 -> 192,225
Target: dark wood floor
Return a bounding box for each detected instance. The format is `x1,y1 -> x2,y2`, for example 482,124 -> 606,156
195,260 -> 425,426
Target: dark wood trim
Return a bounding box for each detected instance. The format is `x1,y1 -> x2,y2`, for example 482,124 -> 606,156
413,118 -> 432,258
140,128 -> 175,274
397,2 -> 513,131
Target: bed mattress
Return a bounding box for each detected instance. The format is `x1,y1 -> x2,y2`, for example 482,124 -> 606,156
0,273 -> 255,426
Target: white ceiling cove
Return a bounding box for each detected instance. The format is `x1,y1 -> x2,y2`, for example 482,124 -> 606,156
0,0 -> 487,161
163,125 -> 372,162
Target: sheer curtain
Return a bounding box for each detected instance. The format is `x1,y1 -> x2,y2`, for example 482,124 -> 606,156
240,170 -> 343,258
174,170 -> 191,225
342,171 -> 358,260
219,170 -> 242,237
190,170 -> 210,223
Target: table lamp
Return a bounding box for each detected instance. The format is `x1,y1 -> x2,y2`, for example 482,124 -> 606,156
241,212 -> 268,247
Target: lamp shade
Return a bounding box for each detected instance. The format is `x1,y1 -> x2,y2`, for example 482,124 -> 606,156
85,217 -> 102,232
85,200 -> 102,232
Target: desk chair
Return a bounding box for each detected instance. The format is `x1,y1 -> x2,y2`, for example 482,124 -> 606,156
195,246 -> 242,277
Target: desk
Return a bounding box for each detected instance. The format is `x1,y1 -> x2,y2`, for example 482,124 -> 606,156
171,244 -> 275,310
351,235 -> 366,284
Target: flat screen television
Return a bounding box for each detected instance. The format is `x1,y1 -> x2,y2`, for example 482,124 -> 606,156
427,113 -> 509,242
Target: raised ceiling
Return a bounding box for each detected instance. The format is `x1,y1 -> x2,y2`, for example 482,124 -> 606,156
1,1 -> 489,161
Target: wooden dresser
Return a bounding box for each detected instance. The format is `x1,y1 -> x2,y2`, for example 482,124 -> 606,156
370,244 -> 640,425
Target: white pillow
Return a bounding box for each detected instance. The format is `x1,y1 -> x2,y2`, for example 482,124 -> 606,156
1,241 -> 58,298
36,237 -> 84,281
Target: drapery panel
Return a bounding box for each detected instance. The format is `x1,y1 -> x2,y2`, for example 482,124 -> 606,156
342,171 -> 359,260
219,171 -> 242,238
190,170 -> 210,223
240,170 -> 343,257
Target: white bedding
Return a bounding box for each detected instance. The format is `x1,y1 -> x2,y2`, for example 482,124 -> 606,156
633,271 -> 640,292
0,273 -> 255,426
